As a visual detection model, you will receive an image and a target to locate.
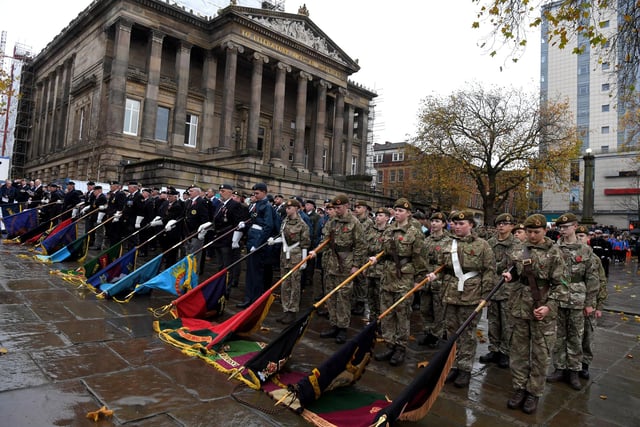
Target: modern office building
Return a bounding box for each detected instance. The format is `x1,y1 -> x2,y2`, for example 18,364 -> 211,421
540,1 -> 640,228
13,0 -> 378,202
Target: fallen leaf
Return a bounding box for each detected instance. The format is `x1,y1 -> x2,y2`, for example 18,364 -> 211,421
0,347 -> 7,355
86,406 -> 113,422
417,360 -> 430,368
626,354 -> 633,359
599,395 -> 607,400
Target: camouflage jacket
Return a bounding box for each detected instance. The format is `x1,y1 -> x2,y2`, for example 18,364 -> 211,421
487,233 -> 520,301
507,236 -> 569,320
438,234 -> 496,306
319,211 -> 366,276
379,221 -> 427,292
280,213 -> 311,254
365,224 -> 386,278
422,231 -> 451,291
556,238 -> 600,309
588,251 -> 608,310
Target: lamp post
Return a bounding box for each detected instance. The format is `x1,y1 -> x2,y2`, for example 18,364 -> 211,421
582,148 -> 596,225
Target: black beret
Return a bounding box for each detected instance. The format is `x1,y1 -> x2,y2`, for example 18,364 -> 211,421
167,188 -> 179,196
219,183 -> 234,191
93,185 -> 102,190
305,200 -> 316,207
108,180 -> 119,185
67,181 -> 75,186
252,182 -> 268,192
86,181 -> 95,186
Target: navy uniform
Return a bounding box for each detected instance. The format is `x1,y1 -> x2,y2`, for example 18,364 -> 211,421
158,188 -> 185,267
88,186 -> 108,249
183,186 -> 212,272
105,181 -> 127,247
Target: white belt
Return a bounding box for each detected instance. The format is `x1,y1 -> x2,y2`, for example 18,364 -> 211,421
251,224 -> 263,231
451,239 -> 479,291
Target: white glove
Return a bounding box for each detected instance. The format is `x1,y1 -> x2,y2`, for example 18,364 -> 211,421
149,216 -> 162,227
113,211 -> 122,222
198,230 -> 207,240
198,221 -> 213,233
301,249 -> 308,270
135,215 -> 144,229
232,231 -> 243,249
72,208 -> 79,218
98,205 -> 106,211
56,200 -> 63,204
250,246 -> 257,252
237,221 -> 246,230
165,219 -> 177,232
268,236 -> 283,246
81,206 -> 90,214
97,212 -> 105,224
75,202 -> 84,208
41,199 -> 49,204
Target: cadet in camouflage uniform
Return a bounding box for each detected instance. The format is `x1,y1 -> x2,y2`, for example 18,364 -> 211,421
481,213 -> 520,368
372,198 -> 427,366
503,214 -> 569,414
439,210 -> 496,388
575,225 -> 608,380
547,213 -> 599,391
270,199 -> 311,325
512,221 -> 527,242
352,200 -> 374,316
311,194 -> 366,344
418,211 -> 450,347
364,207 -> 389,324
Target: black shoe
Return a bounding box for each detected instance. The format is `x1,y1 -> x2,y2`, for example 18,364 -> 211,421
320,326 -> 339,338
317,308 -> 329,318
445,368 -> 459,384
568,370 -> 582,390
335,328 -> 347,344
546,368 -> 565,383
522,393 -> 539,414
389,346 -> 406,366
579,363 -> 590,380
279,312 -> 295,325
412,303 -> 420,311
498,353 -> 510,369
418,333 -> 439,348
236,301 -> 251,309
479,351 -> 499,364
375,344 -> 395,361
507,389 -> 527,409
351,302 -> 365,315
454,370 -> 471,388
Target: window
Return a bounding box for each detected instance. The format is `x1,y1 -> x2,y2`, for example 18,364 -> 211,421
601,62 -> 610,71
570,161 -> 579,182
602,83 -> 610,91
155,106 -> 170,141
123,98 -> 140,135
392,151 -> 404,162
601,104 -> 610,112
578,84 -> 589,95
289,138 -> 294,147
184,114 -> 198,147
601,20 -> 610,28
351,156 -> 357,175
322,149 -> 327,170
397,169 -> 404,182
257,127 -> 265,151
389,170 -> 396,182
601,126 -> 610,134
601,145 -> 609,153
377,171 -> 383,183
373,153 -> 383,163
78,107 -> 85,141
288,153 -> 294,161
290,120 -> 296,129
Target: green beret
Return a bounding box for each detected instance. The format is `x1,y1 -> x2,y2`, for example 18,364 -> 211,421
375,207 -> 390,216
555,212 -> 578,225
576,225 -> 589,234
512,222 -> 526,232
495,213 -> 515,225
285,199 -> 300,208
430,212 -> 446,221
450,210 -> 475,223
523,214 -> 547,229
355,200 -> 371,210
393,198 -> 412,210
332,194 -> 350,206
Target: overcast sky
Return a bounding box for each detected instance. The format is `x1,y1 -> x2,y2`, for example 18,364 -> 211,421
1,0 -> 541,144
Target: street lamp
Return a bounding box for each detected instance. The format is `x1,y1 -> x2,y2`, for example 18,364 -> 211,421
582,148 -> 596,225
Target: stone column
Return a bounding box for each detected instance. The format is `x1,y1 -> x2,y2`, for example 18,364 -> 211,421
142,30 -> 165,142
331,88 -> 346,175
172,41 -> 192,147
107,19 -> 132,134
312,80 -> 331,175
270,61 -> 291,166
57,58 -> 74,150
201,50 -> 218,152
46,69 -> 59,155
293,71 -> 311,170
359,109 -> 369,175
219,42 -> 244,152
345,104 -> 354,175
33,81 -> 45,157
247,52 -> 269,152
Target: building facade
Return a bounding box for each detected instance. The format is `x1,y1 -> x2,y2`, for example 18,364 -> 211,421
14,0 -> 379,203
540,1 -> 640,228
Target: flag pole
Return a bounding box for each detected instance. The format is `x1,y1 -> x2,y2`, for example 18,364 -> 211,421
15,206 -> 77,244
377,265 -> 445,321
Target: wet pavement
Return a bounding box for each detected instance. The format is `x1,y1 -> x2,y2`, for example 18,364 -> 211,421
1,242 -> 639,426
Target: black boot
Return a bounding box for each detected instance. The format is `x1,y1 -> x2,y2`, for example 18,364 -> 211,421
279,312 -> 295,325
498,352 -> 510,369
445,368 -> 459,384
389,346 -> 406,366
507,389 -> 527,409
568,370 -> 582,390
351,301 -> 365,315
417,333 -> 439,348
479,351 -> 499,364
454,370 -> 471,388
374,344 -> 395,361
335,328 -> 347,344
546,368 -> 565,383
320,326 -> 339,338
579,362 -> 590,379
522,393 -> 539,414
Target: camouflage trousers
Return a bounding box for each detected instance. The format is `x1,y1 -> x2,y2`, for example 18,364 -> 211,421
486,299 -> 512,355
380,290 -> 412,348
444,304 -> 481,372
553,307 -> 585,371
420,285 -> 445,339
366,276 -> 381,320
510,316 -> 556,397
280,251 -> 303,313
582,314 -> 598,365
351,274 -> 367,305
325,273 -> 353,329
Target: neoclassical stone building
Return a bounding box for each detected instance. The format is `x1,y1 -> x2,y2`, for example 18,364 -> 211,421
16,0 -> 378,202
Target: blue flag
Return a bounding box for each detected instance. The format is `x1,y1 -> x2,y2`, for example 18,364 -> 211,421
86,248 -> 138,291
1,202 -> 21,218
39,222 -> 77,255
134,255 -> 198,296
35,232 -> 90,264
2,208 -> 37,239
99,254 -> 164,298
